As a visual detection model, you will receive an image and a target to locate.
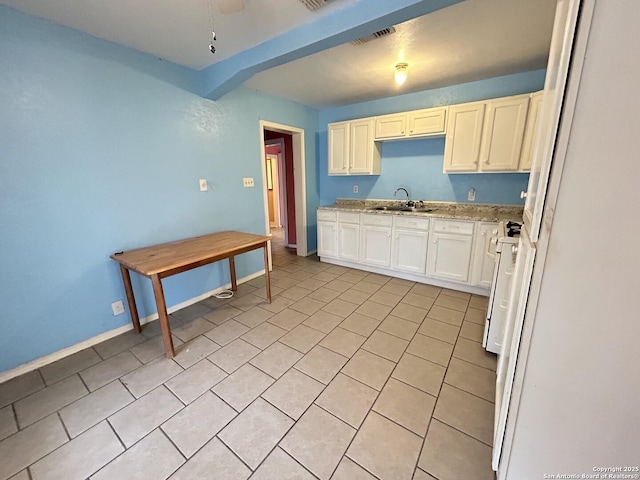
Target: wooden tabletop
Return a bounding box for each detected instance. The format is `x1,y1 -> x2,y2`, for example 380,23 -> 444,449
111,231 -> 271,277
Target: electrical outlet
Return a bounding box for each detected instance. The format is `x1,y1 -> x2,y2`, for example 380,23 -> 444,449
199,179 -> 208,191
468,188 -> 476,202
243,177 -> 255,187
353,185 -> 359,193
111,300 -> 125,316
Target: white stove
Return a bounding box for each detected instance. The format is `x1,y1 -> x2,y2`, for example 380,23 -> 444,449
483,221 -> 521,354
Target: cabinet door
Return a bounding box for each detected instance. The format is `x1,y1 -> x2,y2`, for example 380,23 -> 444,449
408,107 -> 447,137
427,232 -> 473,282
361,225 -> 392,267
317,221 -> 337,258
443,102 -> 485,172
479,95 -> 530,172
328,122 -> 349,175
391,228 -> 429,274
519,91 -> 543,171
470,222 -> 499,288
375,114 -> 406,140
350,119 -> 379,174
338,223 -> 359,261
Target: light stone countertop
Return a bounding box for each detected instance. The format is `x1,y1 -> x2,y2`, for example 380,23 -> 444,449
318,198 -> 524,223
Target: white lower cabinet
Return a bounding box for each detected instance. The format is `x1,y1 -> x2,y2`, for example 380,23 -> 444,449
317,210 -> 338,258
361,214 -> 392,268
391,216 -> 430,274
317,210 -> 493,294
471,222 -> 499,288
427,219 -> 475,283
338,212 -> 360,261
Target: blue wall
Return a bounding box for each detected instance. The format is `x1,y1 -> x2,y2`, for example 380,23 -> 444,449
0,6 -> 318,372
317,70 -> 546,205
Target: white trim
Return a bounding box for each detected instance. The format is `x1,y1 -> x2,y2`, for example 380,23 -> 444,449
0,270 -> 265,384
320,257 -> 489,296
259,120 -> 308,258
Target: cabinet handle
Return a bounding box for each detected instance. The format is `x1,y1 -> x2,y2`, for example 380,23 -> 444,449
481,231 -> 487,236
492,229 -> 498,235
433,239 -> 437,244
387,234 -> 391,238
409,129 -> 413,133
520,191 -> 528,199
484,159 -> 490,165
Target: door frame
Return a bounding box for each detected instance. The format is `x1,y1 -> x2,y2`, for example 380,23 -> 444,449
259,120 -> 308,262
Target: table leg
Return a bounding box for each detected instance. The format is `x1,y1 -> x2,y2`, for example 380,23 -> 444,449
119,265 -> 141,334
229,256 -> 237,292
150,274 -> 175,359
263,241 -> 272,304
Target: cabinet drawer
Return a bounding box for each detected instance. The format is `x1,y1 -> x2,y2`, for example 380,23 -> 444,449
433,219 -> 474,235
362,214 -> 393,227
338,211 -> 360,224
318,210 -> 337,222
394,216 -> 430,231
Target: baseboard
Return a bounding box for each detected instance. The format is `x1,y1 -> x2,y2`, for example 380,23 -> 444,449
0,270 -> 266,384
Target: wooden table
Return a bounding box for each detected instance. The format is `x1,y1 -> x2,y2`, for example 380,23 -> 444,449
111,231 -> 271,358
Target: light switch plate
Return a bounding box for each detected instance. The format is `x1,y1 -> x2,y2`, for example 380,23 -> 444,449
243,177 -> 255,187
468,188 -> 476,201
199,179 -> 208,191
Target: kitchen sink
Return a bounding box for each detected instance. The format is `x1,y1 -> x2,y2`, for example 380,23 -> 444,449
368,206 -> 436,213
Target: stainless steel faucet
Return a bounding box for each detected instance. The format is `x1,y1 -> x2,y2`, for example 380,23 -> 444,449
394,187 -> 410,201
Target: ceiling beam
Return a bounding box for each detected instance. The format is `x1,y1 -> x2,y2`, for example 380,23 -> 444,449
200,0 -> 464,100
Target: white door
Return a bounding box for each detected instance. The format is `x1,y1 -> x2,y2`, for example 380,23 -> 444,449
479,95 -> 530,172
338,223 -> 359,261
361,225 -> 392,267
428,233 -> 473,282
408,107 -> 447,137
471,222 -> 499,288
519,91 -> 544,171
391,228 -> 429,274
349,119 -> 375,174
375,114 -> 406,139
328,122 -> 349,175
523,0 -> 581,241
493,229 -> 536,471
443,102 -> 485,172
317,221 -> 337,258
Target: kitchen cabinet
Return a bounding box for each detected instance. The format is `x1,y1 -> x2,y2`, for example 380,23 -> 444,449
375,113 -> 407,139
337,212 -> 360,261
407,107 -> 447,137
328,119 -> 381,175
427,219 -> 474,282
479,94 -> 530,172
361,214 -> 392,268
328,121 -> 349,175
470,222 -> 499,288
391,216 -> 430,275
374,107 -> 447,140
317,210 -> 338,258
519,91 -> 544,172
443,102 -> 486,172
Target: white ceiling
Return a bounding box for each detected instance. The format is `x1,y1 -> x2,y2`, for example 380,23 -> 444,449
245,0 -> 558,107
1,0 -> 558,108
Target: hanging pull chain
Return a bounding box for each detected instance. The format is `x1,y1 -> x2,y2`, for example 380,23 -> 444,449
208,0 -> 216,54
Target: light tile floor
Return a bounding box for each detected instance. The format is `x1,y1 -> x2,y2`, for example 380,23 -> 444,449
0,229 -> 498,480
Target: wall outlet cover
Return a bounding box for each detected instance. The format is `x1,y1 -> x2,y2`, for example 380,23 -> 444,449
111,300 -> 125,316
353,185 -> 359,193
468,188 -> 476,201
199,179 -> 208,191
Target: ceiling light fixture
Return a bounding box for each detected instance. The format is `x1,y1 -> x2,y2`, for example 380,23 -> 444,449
395,63 -> 408,85
217,0 -> 245,14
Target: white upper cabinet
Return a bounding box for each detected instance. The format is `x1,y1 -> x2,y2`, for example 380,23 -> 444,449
479,94 -> 530,172
328,119 -> 381,175
519,91 -> 544,172
374,107 -> 447,140
407,107 -> 447,137
443,102 -> 486,172
375,114 -> 407,139
328,122 -> 349,175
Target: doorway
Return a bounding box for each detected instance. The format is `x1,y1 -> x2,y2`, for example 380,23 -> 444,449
259,120 -> 308,267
